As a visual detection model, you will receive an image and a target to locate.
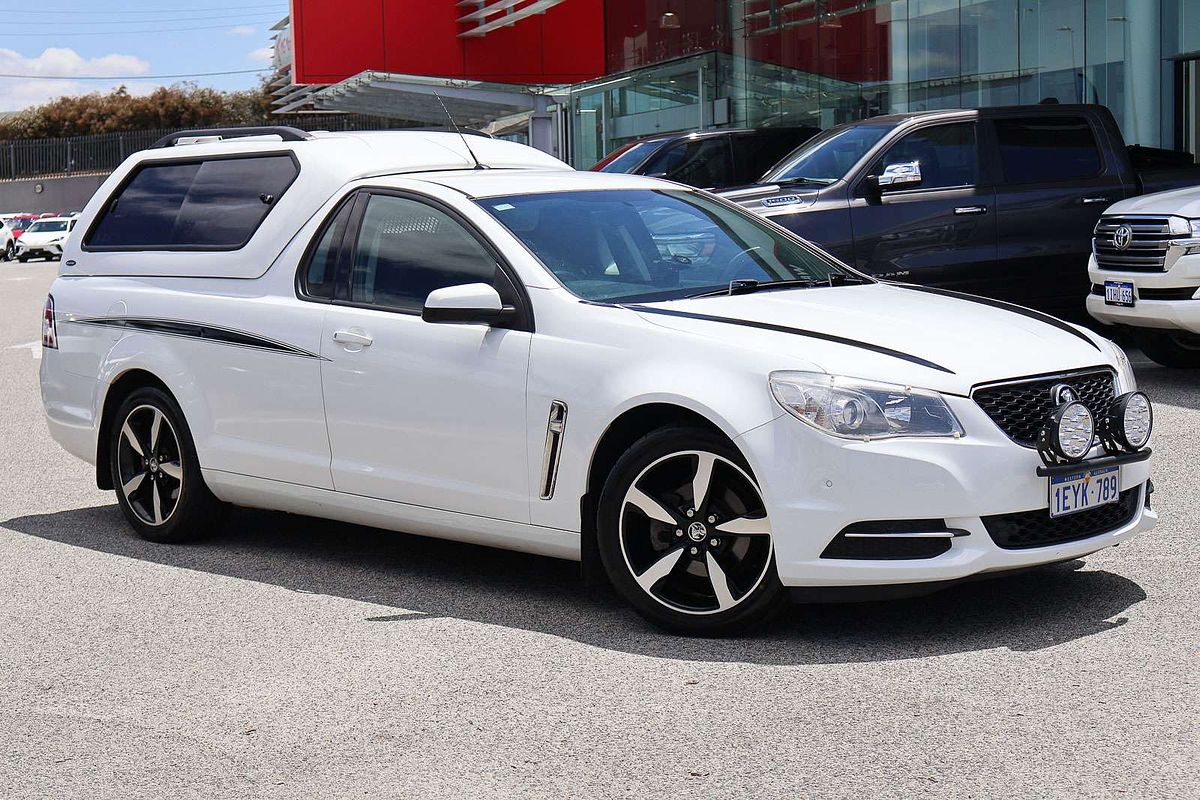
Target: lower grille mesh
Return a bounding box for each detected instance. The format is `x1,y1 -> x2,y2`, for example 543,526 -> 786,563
982,486 -> 1142,550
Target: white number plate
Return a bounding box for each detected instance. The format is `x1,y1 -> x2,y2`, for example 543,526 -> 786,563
1104,281 -> 1135,307
1049,466 -> 1120,519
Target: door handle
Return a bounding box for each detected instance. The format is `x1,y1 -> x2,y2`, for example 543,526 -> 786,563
1081,196 -> 1111,205
954,205 -> 987,215
332,329 -> 373,347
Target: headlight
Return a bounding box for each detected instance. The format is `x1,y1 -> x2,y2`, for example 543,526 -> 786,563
1100,337 -> 1137,392
769,371 -> 964,440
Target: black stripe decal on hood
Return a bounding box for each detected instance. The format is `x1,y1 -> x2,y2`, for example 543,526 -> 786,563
623,304 -> 955,374
72,317 -> 324,359
898,284 -> 1101,352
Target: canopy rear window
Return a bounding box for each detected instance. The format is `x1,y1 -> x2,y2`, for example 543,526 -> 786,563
85,154 -> 299,251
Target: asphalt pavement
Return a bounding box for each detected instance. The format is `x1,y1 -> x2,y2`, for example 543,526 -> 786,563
1,260 -> 1196,799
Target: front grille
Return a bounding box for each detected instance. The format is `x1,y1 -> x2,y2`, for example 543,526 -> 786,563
983,486 -> 1142,549
1093,216 -> 1174,272
1090,284 -> 1198,300
972,368 -> 1117,447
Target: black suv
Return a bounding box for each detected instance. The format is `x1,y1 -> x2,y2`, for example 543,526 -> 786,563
591,127 -> 819,191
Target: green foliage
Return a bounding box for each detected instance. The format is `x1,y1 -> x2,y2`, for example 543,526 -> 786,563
0,82 -> 275,140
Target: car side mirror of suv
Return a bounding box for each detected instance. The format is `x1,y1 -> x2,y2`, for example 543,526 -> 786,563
422,283 -> 517,326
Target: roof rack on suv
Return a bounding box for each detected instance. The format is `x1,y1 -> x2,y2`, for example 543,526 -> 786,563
150,126 -> 314,149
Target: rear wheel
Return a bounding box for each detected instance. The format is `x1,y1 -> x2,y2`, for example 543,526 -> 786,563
109,387 -> 225,543
1135,329 -> 1200,368
597,426 -> 786,636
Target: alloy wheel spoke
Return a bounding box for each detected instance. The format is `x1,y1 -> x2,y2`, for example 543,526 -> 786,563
158,460 -> 183,481
715,515 -> 772,537
149,409 -> 164,453
151,481 -> 164,525
705,551 -> 737,611
636,547 -> 685,592
626,487 -> 678,525
121,422 -> 144,457
691,452 -> 716,511
121,472 -> 147,498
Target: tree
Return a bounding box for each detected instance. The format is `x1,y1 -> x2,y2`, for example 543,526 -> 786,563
0,81 -> 276,140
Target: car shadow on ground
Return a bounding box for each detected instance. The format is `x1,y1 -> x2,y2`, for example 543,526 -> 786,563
1134,361 -> 1200,412
3,504 -> 1145,665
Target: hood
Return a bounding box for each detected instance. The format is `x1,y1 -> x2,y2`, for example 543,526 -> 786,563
718,182 -> 823,215
629,284 -> 1109,395
20,230 -> 68,245
1105,186 -> 1200,217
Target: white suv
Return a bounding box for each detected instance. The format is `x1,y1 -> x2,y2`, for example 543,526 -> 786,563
40,127 -> 1157,634
1087,188 -> 1200,367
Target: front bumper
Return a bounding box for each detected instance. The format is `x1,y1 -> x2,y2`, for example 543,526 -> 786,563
738,395 -> 1155,589
1087,253 -> 1200,333
17,243 -> 64,259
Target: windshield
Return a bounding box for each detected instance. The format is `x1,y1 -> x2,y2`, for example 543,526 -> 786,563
594,140 -> 663,174
764,122 -> 896,184
29,220 -> 68,233
479,189 -> 852,304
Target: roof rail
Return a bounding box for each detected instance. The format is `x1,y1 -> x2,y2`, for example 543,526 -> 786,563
150,126 -> 313,149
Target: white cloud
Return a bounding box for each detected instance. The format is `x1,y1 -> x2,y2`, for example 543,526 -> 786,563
228,25 -> 257,36
0,47 -> 155,112
247,46 -> 274,64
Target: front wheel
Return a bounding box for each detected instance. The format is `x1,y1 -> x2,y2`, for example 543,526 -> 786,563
109,387 -> 225,543
1135,329 -> 1200,369
3,241 -> 12,261
597,426 -> 786,636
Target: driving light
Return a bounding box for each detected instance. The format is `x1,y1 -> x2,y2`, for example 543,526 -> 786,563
769,372 -> 963,440
1098,391 -> 1153,453
1038,401 -> 1094,463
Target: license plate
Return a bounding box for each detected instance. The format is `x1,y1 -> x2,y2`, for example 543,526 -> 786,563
1049,466 -> 1120,518
1104,280 -> 1135,307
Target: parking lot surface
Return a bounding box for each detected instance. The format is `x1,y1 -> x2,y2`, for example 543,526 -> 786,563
1,261 -> 1197,799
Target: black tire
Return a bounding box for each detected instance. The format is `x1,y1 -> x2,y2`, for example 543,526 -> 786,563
597,426 -> 787,636
3,242 -> 12,261
16,254 -> 27,262
108,386 -> 225,543
1134,329 -> 1200,369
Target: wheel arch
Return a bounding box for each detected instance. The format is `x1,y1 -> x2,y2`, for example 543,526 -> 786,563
94,369 -> 172,490
578,402 -> 734,586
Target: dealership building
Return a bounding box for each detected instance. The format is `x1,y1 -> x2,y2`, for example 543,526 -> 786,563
269,1 -> 1200,168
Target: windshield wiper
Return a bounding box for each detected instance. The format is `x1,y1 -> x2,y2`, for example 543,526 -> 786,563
683,273 -> 869,300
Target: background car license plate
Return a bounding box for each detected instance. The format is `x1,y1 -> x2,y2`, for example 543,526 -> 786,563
1104,280 -> 1135,307
1049,466 -> 1120,518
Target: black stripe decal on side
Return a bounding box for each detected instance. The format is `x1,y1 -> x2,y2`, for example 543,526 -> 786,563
72,317 -> 324,360
898,284 -> 1101,352
623,304 -> 955,374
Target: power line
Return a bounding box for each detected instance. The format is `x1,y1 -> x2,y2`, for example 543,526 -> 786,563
0,3 -> 286,13
1,20 -> 285,36
0,68 -> 272,80
6,12 -> 282,25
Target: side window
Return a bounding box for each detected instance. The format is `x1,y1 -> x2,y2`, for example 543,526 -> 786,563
299,195 -> 355,301
642,138 -> 733,188
874,123 -> 978,190
348,194 -> 498,313
995,116 -> 1102,183
86,155 -> 298,249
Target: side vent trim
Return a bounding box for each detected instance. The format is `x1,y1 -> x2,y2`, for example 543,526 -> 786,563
539,400 -> 568,500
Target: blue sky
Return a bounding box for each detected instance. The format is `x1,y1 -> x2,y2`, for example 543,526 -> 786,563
0,0 -> 290,111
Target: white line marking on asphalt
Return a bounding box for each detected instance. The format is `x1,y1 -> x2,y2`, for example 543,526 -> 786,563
8,340 -> 40,360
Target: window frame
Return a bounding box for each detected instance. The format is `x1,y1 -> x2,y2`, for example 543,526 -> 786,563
81,151 -> 301,253
294,190 -> 361,304
857,120 -> 982,196
297,187 -> 534,333
989,113 -> 1106,186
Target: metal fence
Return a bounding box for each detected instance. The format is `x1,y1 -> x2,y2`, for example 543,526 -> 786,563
0,115 -> 409,181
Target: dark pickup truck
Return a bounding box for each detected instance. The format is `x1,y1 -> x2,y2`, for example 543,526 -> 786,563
720,104 -> 1200,317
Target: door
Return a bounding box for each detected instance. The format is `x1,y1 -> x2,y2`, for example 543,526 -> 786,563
319,190 -> 533,523
848,121 -> 999,295
990,114 -> 1127,316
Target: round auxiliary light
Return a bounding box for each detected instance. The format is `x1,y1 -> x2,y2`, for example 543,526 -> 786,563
1099,391 -> 1153,453
1039,401 -> 1095,464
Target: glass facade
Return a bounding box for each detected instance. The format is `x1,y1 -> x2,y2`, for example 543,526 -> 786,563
566,0 -> 1200,168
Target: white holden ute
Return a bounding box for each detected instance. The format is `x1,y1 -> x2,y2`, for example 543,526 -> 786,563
1088,187 -> 1200,367
41,127 -> 1157,635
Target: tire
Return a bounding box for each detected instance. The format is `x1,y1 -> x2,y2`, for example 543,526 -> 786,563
597,426 -> 787,636
3,242 -> 12,261
108,386 -> 225,543
16,254 -> 27,263
1134,329 -> 1200,369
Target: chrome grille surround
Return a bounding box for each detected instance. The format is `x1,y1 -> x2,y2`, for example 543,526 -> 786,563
1093,214 -> 1188,272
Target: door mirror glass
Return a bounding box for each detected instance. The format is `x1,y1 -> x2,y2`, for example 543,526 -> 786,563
422,282 -> 513,325
876,160 -> 923,190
